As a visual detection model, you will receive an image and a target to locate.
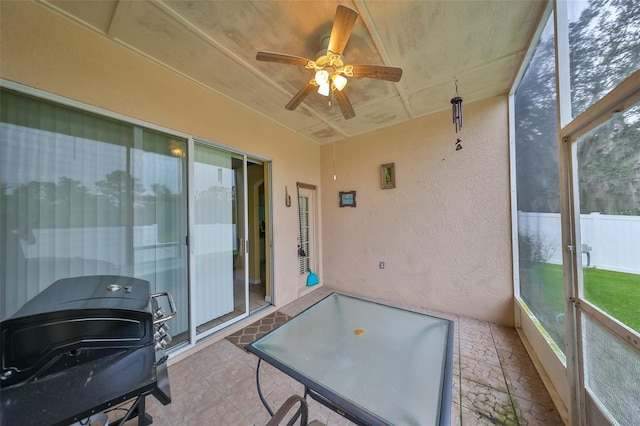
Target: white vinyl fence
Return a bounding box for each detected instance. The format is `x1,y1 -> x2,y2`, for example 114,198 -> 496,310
517,212 -> 640,274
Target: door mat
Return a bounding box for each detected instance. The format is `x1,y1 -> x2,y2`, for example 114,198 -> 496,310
226,311 -> 291,351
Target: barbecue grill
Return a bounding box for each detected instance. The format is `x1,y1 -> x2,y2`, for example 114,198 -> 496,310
1,275 -> 175,425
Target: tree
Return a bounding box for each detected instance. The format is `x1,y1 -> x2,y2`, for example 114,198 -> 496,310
515,0 -> 640,215
514,22 -> 560,213
570,0 -> 640,215
95,170 -> 144,209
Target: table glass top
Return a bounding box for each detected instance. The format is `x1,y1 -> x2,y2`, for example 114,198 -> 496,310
249,293 -> 452,425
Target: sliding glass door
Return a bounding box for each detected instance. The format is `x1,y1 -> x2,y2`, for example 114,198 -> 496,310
192,144 -> 270,338
1,86 -> 272,351
193,144 -> 247,336
0,89 -> 189,345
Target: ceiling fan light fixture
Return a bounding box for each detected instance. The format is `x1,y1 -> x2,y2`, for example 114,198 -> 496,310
332,74 -> 348,91
318,82 -> 331,96
255,5 -> 402,120
315,70 -> 329,86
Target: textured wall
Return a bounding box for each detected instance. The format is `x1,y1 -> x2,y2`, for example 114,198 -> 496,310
0,1 -> 320,307
320,96 -> 514,325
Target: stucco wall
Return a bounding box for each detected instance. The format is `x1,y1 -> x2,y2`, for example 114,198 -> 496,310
0,1 -> 319,307
320,96 -> 514,325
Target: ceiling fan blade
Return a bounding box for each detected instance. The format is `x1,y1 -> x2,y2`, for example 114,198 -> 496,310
256,51 -> 312,67
333,89 -> 356,120
327,5 -> 359,56
350,64 -> 403,82
285,81 -> 316,111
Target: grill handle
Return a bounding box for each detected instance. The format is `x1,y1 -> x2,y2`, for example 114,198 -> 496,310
151,292 -> 177,324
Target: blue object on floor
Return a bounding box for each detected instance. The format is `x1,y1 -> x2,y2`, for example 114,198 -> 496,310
306,269 -> 319,286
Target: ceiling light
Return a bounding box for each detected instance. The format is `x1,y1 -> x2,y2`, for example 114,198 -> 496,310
170,147 -> 184,157
168,141 -> 185,158
318,83 -> 330,96
332,74 -> 348,91
315,70 -> 329,86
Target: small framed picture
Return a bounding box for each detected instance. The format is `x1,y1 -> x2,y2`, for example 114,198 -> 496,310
380,163 -> 396,189
339,191 -> 357,207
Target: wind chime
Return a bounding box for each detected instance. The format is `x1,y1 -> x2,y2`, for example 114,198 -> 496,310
451,79 -> 463,150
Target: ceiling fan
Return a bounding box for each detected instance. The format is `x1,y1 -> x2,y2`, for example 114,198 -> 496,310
256,4 -> 403,120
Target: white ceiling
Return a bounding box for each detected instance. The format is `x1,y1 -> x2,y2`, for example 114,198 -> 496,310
41,0 -> 545,145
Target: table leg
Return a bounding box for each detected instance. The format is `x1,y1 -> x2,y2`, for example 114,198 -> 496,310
256,358 -> 274,416
256,359 -> 306,426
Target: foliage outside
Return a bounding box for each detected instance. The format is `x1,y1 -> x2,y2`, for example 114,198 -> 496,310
515,0 -> 640,216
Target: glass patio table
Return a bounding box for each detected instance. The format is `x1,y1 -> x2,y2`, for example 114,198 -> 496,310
245,293 -> 454,425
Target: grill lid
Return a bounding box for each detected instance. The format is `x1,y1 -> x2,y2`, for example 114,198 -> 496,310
8,276 -> 151,318
1,276 -> 154,387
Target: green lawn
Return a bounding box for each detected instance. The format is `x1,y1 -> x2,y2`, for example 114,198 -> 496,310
520,264 -> 640,424
583,268 -> 640,332
522,263 -> 640,338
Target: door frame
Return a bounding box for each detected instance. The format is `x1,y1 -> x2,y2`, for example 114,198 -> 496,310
561,75 -> 640,426
555,2 -> 640,423
189,143 -> 248,342
297,182 -> 319,290
188,141 -> 273,344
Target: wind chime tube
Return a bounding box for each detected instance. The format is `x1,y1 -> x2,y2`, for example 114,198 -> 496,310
451,97 -> 463,133
452,104 -> 455,128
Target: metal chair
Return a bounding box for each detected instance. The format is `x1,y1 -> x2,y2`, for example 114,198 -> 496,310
581,244 -> 591,267
266,395 -> 309,426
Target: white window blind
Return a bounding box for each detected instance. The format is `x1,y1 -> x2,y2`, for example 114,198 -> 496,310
298,195 -> 309,275
0,89 -> 188,340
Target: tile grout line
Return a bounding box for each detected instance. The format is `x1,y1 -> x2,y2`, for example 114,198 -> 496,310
489,325 -> 521,425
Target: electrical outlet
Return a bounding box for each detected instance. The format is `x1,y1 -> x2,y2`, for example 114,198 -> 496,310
379,262 -> 385,269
